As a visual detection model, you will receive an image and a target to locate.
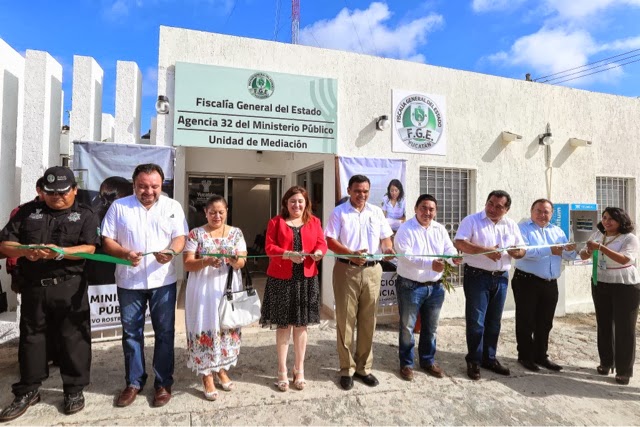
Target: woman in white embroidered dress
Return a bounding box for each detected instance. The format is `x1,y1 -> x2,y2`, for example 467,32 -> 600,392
183,195 -> 247,400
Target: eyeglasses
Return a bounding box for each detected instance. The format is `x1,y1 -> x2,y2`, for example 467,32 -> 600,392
44,189 -> 71,196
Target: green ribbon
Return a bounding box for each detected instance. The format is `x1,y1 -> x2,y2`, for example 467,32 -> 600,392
17,245 -> 132,266
592,250 -> 599,286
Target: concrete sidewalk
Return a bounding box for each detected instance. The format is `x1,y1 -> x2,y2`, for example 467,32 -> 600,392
0,314 -> 639,426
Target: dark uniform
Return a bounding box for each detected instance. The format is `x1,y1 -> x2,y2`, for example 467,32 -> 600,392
0,199 -> 100,396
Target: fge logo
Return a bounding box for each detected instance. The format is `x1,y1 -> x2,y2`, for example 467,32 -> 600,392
394,94 -> 444,151
248,72 -> 275,99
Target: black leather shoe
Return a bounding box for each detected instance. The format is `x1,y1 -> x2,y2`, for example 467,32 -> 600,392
518,359 -> 540,372
64,392 -> 85,415
536,358 -> 562,371
353,372 -> 379,387
466,362 -> 481,380
0,390 -> 40,422
340,376 -> 353,390
481,359 -> 510,376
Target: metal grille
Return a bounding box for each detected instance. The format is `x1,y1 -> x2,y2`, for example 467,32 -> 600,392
596,177 -> 630,217
420,167 -> 472,287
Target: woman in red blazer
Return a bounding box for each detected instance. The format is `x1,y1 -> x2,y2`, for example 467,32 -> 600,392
260,185 -> 327,392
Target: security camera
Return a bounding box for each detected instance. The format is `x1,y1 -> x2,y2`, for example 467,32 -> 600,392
501,131 -> 522,143
569,138 -> 592,148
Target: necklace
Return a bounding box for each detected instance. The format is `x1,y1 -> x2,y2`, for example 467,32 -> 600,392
602,233 -> 621,247
287,217 -> 303,227
206,224 -> 226,238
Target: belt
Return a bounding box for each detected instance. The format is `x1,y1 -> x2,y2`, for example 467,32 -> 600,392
418,280 -> 441,287
465,265 -> 507,277
338,258 -> 379,267
36,274 -> 79,287
514,269 -> 556,282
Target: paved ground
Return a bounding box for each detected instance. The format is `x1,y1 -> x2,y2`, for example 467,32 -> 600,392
0,313 -> 639,426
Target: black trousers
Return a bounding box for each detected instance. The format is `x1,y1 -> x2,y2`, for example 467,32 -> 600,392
511,269 -> 559,362
13,275 -> 91,396
591,281 -> 640,377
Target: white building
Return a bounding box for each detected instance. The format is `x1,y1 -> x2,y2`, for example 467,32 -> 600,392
1,25 -> 639,319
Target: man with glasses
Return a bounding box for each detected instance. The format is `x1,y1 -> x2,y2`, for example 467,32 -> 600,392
102,163 -> 187,408
454,190 -> 525,380
0,167 -> 100,421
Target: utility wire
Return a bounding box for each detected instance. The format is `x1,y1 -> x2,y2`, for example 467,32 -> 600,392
343,0 -> 366,54
224,0 -> 238,27
533,48 -> 640,81
273,0 -> 281,40
551,57 -> 640,85
541,52 -> 640,83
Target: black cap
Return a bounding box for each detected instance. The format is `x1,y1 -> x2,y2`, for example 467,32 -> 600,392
42,166 -> 76,192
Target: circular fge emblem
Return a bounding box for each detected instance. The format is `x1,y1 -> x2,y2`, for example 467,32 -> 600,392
46,174 -> 56,183
395,95 -> 443,151
248,73 -> 274,99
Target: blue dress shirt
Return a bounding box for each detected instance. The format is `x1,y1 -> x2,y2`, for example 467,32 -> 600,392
515,220 -> 577,280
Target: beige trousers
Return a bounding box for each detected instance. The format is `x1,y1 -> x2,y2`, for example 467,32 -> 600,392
332,261 -> 383,376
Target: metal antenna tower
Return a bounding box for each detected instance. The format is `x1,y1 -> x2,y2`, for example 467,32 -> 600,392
291,0 -> 300,44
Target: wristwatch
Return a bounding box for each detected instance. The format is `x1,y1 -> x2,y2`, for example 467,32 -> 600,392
54,252 -> 65,261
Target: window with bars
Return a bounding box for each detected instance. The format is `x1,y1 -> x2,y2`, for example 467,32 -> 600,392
419,167 -> 472,287
596,177 -> 631,217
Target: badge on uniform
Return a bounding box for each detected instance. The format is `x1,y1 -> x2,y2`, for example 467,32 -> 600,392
598,255 -> 607,270
29,209 -> 43,220
68,212 -> 81,222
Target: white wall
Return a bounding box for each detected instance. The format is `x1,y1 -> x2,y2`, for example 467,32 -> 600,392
158,26 -> 640,318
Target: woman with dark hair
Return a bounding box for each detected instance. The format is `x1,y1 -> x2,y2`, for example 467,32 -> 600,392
183,195 -> 247,400
260,185 -> 327,392
580,207 -> 639,385
382,179 -> 406,232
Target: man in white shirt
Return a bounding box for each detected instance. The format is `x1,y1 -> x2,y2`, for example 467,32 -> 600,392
102,164 -> 188,408
454,190 -> 525,380
325,175 -> 394,390
394,194 -> 462,381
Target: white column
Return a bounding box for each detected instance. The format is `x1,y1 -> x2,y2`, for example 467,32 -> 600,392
0,38 -> 25,219
102,113 -> 115,142
114,61 -> 142,144
69,55 -> 103,145
150,116 -> 157,145
21,49 -> 63,202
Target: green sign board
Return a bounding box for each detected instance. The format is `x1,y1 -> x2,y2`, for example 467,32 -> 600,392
173,62 -> 338,154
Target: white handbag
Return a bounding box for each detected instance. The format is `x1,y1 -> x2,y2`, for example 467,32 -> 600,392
219,265 -> 261,329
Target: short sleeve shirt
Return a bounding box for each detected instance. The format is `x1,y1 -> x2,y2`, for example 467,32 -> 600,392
0,200 -> 101,281
325,201 -> 393,256
101,194 -> 189,290
454,210 -> 524,272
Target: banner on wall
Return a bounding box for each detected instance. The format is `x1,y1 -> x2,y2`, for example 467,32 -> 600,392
73,141 -> 176,332
173,62 -> 338,154
392,90 -> 447,156
379,272 -> 398,307
337,156 -> 406,208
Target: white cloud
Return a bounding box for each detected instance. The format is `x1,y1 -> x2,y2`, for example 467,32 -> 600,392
299,2 -> 443,62
106,0 -> 129,19
544,0 -> 640,21
487,27 -> 632,85
472,0 -> 527,12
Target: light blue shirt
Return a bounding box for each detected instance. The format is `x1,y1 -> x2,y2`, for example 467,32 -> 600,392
515,220 -> 576,280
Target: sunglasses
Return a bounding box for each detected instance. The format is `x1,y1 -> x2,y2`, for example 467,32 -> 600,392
44,189 -> 71,196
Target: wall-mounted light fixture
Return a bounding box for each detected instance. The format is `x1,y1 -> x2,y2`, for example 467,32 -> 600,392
538,123 -> 553,145
501,131 -> 522,143
569,138 -> 593,148
375,115 -> 390,131
155,95 -> 170,115
256,150 -> 263,162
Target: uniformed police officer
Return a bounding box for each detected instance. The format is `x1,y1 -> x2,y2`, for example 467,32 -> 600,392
0,166 -> 100,421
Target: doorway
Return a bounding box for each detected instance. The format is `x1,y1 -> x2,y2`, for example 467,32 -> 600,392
187,174 -> 282,275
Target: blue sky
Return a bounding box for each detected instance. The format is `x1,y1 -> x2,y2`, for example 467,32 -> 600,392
1,0 -> 639,134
